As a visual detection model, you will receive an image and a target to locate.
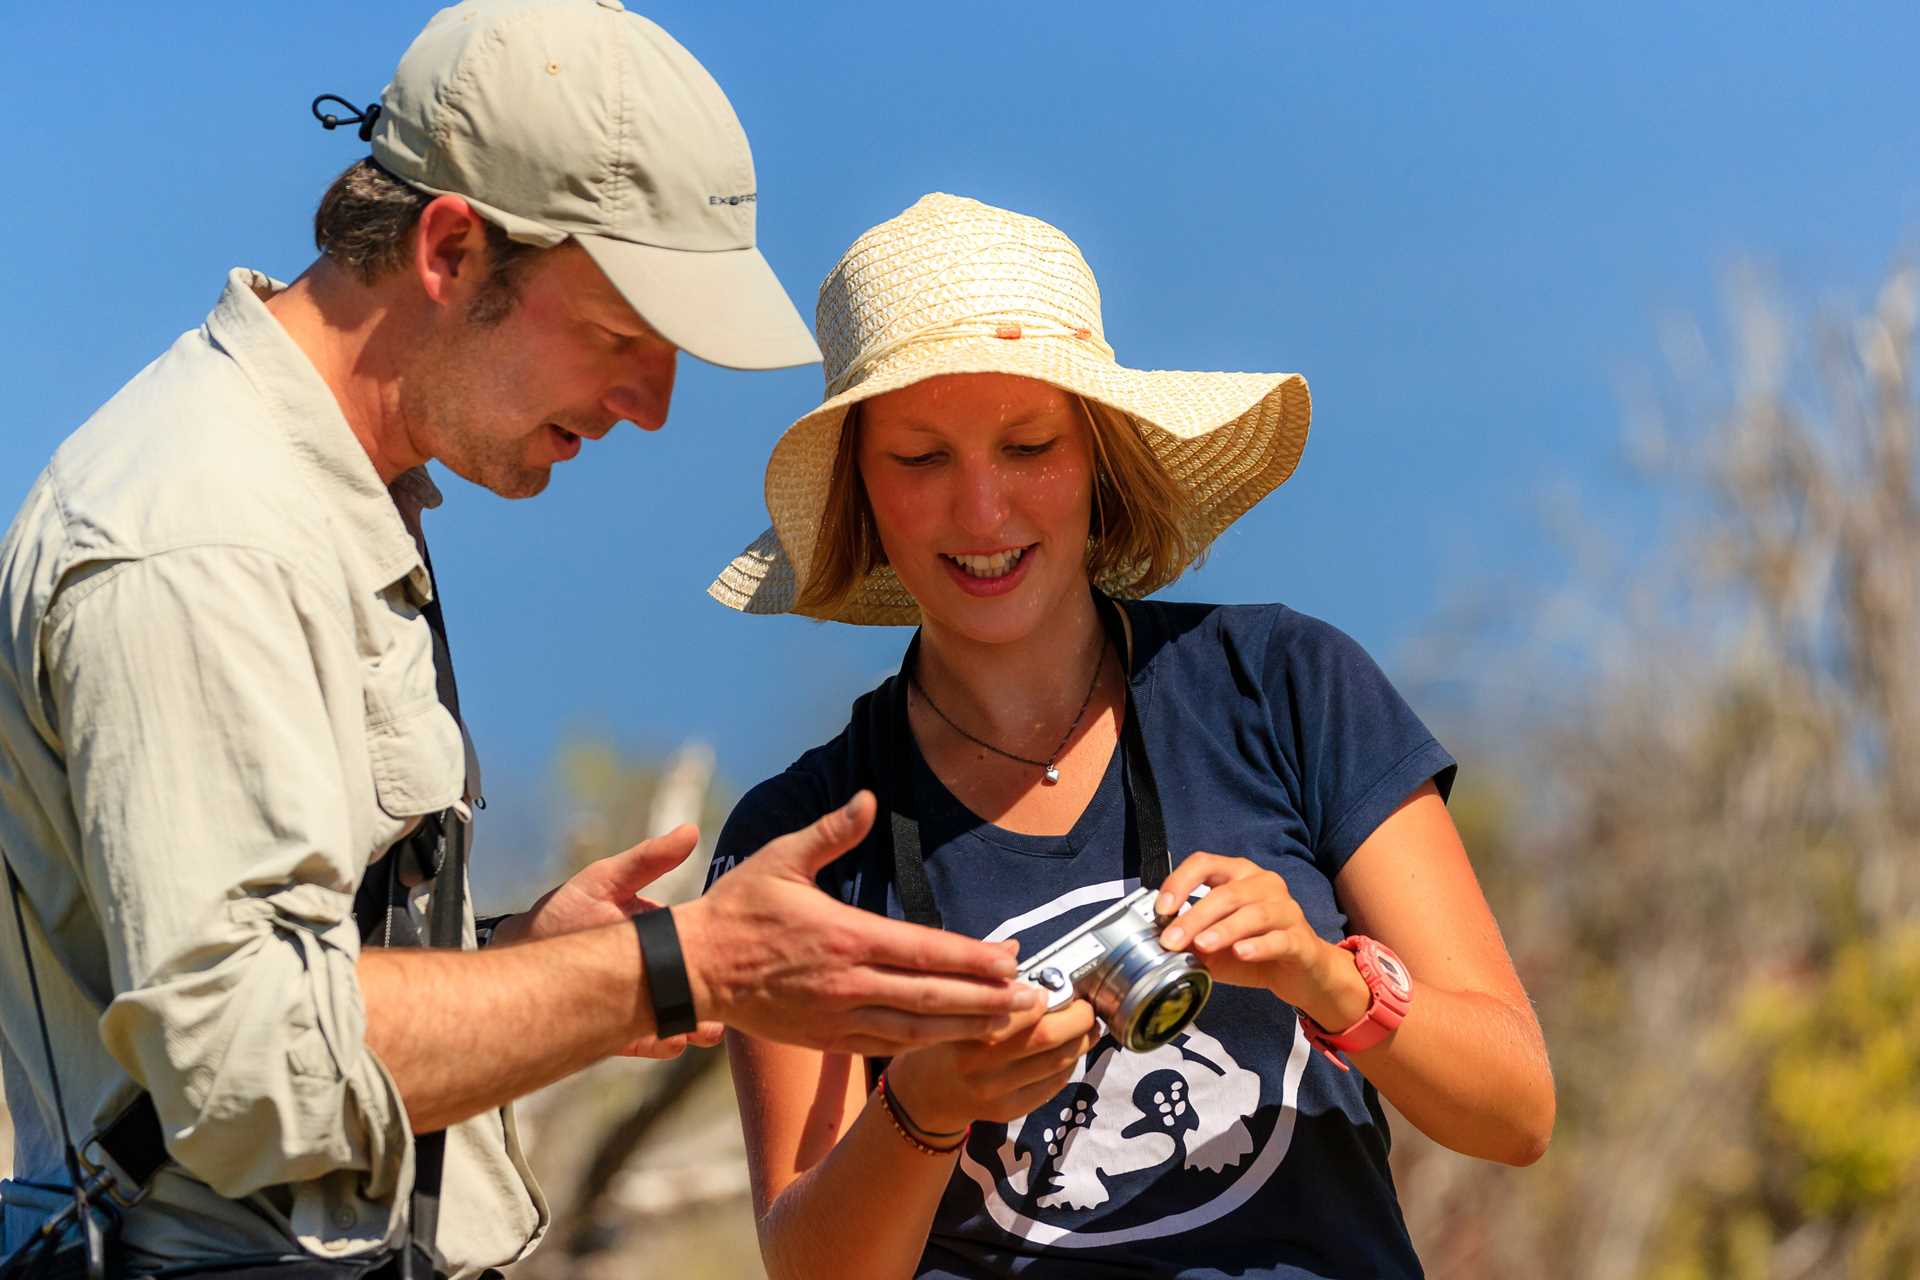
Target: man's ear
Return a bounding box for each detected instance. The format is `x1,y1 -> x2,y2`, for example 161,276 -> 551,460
412,194 -> 490,309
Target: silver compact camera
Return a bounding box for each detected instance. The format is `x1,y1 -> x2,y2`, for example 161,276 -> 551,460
1016,887 -> 1212,1052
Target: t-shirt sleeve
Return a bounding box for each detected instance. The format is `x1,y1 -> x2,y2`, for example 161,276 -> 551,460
1262,609 -> 1457,876
706,766 -> 837,893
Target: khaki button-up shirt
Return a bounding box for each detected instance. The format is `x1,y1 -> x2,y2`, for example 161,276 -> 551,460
0,270 -> 547,1275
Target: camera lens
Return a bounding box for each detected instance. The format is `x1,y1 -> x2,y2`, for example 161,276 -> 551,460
1100,946 -> 1213,1052
1041,887 -> 1219,1053
1113,963 -> 1211,1051
1137,972 -> 1206,1046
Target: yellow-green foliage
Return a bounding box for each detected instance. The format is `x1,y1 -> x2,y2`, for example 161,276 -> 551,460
1747,931 -> 1920,1218
1652,929 -> 1920,1278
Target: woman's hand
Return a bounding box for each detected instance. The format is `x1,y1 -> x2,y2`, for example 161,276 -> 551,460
1155,852 -> 1372,1033
883,998 -> 1101,1137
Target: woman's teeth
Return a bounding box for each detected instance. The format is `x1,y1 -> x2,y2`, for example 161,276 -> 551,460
946,548 -> 1027,579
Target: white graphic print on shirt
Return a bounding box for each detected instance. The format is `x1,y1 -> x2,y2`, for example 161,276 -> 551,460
953,881 -> 1312,1248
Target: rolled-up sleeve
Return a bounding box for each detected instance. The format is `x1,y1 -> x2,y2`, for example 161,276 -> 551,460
45,545 -> 410,1206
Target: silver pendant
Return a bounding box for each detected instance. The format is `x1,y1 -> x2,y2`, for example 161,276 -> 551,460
1044,764 -> 1061,784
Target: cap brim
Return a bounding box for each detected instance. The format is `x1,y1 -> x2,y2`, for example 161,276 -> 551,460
576,236 -> 820,371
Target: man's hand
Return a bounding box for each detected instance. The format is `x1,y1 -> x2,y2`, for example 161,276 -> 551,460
675,791 -> 1041,1055
492,824 -> 723,1057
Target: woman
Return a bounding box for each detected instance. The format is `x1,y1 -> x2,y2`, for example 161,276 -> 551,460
705,194 -> 1552,1278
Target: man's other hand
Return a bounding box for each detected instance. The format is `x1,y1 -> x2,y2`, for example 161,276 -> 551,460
492,823 -> 724,1056
494,823 -> 697,944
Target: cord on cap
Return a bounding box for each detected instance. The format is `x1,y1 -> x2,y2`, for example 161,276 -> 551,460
311,94 -> 383,143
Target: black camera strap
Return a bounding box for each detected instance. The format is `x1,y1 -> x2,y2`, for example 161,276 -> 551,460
878,593 -> 1171,932
376,542 -> 472,1280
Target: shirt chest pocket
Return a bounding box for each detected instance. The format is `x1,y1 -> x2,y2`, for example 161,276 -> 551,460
362,616 -> 465,821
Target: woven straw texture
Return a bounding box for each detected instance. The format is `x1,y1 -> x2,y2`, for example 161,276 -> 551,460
709,193 -> 1312,626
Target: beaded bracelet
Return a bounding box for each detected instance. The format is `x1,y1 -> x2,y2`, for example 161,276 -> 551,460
876,1072 -> 968,1156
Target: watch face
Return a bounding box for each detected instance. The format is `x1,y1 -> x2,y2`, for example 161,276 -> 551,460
1373,947 -> 1413,999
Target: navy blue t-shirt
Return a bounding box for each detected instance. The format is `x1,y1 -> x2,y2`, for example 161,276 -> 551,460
708,600 -> 1455,1278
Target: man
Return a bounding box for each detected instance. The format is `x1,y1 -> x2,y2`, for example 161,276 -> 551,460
0,2 -> 1031,1275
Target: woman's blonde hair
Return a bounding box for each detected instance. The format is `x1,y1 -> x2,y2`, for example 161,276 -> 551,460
793,394 -> 1202,616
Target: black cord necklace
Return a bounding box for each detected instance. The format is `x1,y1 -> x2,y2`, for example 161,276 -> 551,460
909,636 -> 1107,785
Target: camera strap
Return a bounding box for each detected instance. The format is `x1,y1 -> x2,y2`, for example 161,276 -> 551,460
373,541 -> 472,1280
877,592 -> 1171,932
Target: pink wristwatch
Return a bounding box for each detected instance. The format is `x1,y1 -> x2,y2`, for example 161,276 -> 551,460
1299,936 -> 1413,1071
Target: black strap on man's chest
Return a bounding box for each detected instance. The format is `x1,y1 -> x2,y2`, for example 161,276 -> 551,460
353,538 -> 473,952
354,542 -> 473,1279
875,593 -> 1172,932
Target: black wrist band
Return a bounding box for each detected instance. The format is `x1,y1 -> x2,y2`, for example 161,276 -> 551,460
632,908 -> 697,1038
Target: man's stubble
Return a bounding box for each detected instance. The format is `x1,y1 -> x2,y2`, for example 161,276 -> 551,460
401,314 -> 552,501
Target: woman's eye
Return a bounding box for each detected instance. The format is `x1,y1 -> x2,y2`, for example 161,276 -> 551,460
892,452 -> 943,468
1008,438 -> 1058,458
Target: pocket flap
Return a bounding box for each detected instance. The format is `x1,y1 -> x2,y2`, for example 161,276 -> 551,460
367,696 -> 464,819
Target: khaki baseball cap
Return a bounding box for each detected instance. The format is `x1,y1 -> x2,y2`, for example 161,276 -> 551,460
370,0 -> 819,371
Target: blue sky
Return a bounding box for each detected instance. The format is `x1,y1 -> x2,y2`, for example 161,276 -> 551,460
4,3 -> 1915,896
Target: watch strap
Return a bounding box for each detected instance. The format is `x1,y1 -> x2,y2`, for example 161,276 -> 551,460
1299,936 -> 1412,1069
632,907 -> 698,1038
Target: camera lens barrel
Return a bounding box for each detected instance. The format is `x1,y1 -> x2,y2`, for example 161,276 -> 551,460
1015,887 -> 1216,1051
1089,919 -> 1213,1051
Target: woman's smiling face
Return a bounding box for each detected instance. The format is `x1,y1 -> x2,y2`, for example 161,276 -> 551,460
856,373 -> 1095,646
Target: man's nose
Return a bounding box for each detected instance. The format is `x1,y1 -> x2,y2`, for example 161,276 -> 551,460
602,347 -> 677,431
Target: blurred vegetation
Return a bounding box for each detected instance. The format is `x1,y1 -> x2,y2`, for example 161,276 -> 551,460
1394,266 -> 1920,1279
506,739 -> 767,1279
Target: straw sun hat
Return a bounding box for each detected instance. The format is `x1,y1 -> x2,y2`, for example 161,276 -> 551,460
708,193 -> 1312,626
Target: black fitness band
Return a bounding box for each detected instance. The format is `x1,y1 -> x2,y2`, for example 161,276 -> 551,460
633,907 -> 698,1037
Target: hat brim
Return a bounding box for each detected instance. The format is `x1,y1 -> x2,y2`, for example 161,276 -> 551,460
577,235 -> 821,371
709,333 -> 1310,626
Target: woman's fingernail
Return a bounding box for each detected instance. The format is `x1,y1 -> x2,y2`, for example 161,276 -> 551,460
1162,926 -> 1185,949
1196,931 -> 1218,950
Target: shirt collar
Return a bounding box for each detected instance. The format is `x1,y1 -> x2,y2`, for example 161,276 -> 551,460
203,268 -> 436,600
